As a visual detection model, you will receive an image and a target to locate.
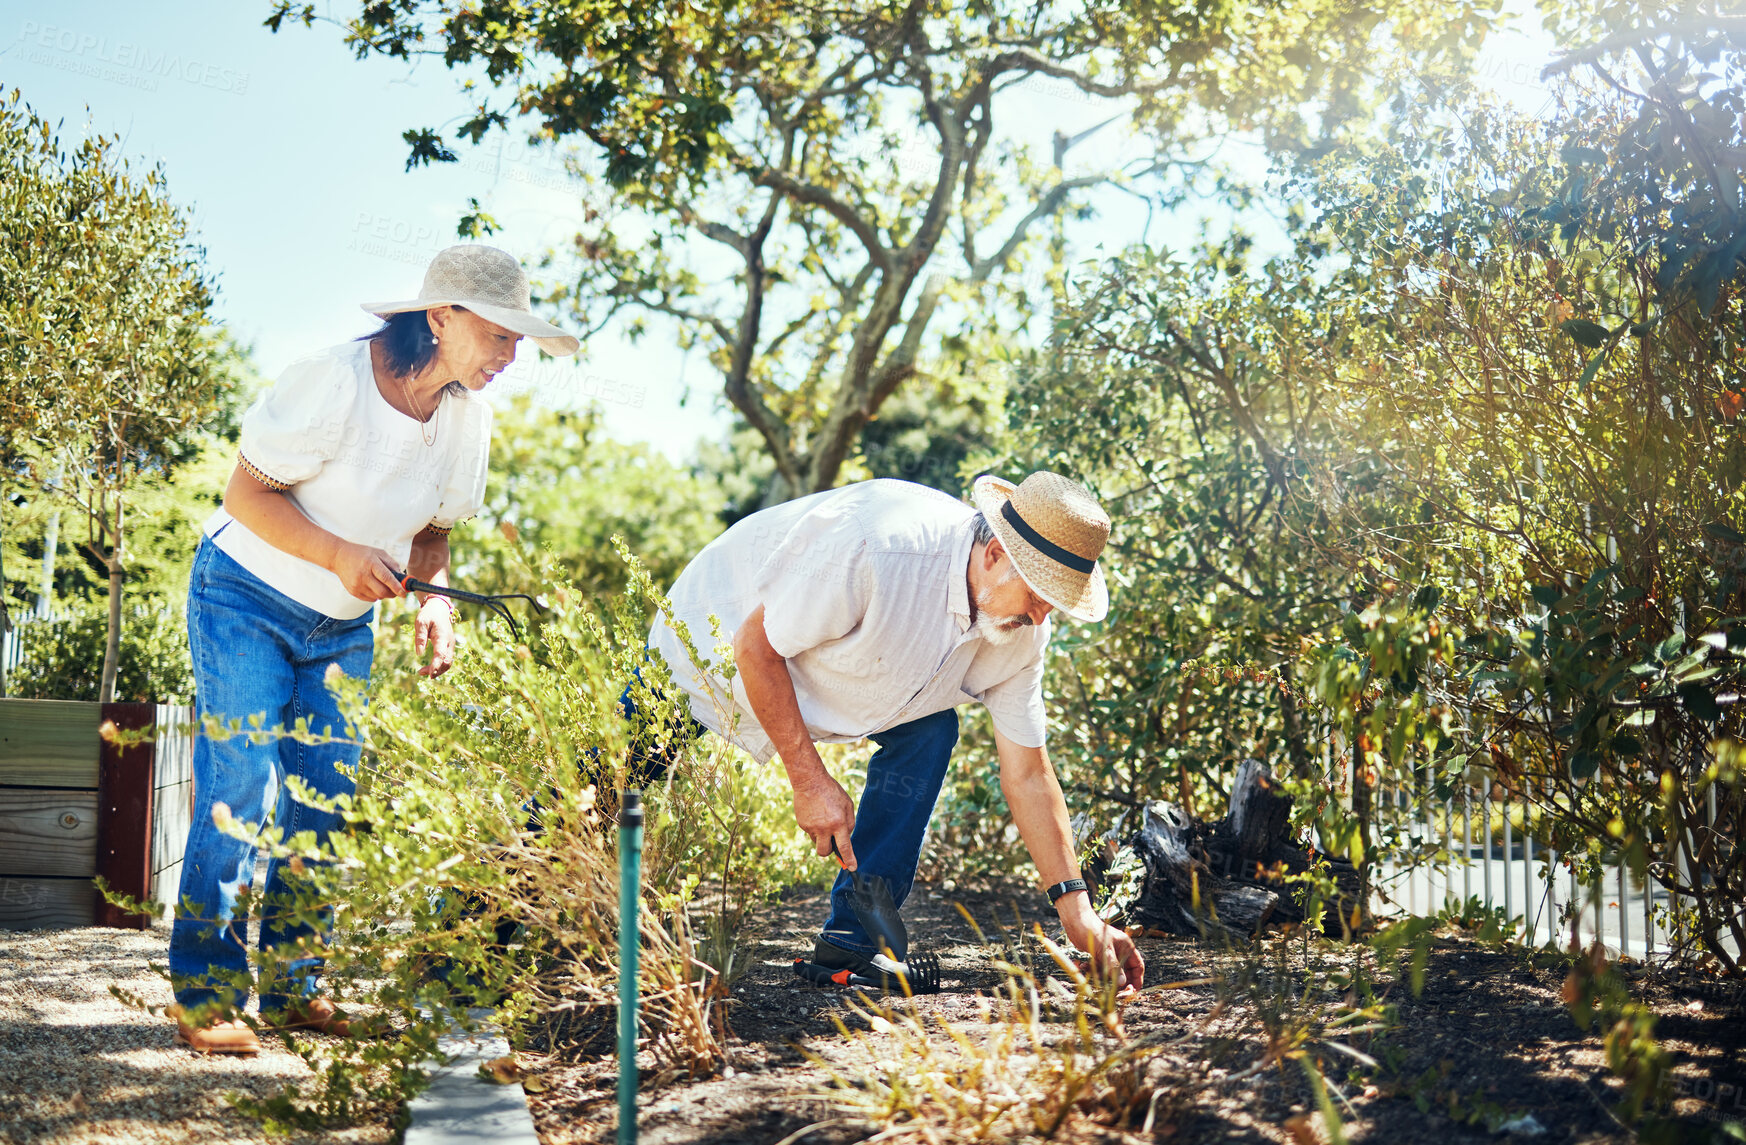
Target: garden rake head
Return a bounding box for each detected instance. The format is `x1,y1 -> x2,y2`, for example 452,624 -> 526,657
801,838 -> 941,994
792,949 -> 942,994
395,572 -> 547,642
899,949 -> 943,994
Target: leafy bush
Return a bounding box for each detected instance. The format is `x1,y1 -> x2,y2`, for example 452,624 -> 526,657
10,603 -> 194,703
109,543 -> 842,1130
960,38 -> 1746,983
456,393 -> 727,600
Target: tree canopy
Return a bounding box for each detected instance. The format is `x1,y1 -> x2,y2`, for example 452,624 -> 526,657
949,8 -> 1746,969
268,0 -> 1496,501
0,86 -> 241,699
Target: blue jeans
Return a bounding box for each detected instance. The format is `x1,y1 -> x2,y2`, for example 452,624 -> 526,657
168,539 -> 375,1013
612,664 -> 705,786
820,708 -> 960,955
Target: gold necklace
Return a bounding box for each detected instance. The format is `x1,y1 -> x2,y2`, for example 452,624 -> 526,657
399,372 -> 438,447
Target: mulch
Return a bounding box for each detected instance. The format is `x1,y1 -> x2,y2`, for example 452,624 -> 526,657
519,877 -> 1746,1145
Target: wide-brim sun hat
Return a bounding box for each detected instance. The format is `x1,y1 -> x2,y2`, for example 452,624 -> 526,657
971,471 -> 1111,623
360,243 -> 581,356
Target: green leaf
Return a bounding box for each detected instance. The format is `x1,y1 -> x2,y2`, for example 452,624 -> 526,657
1560,143 -> 1608,167
1560,318 -> 1611,349
1656,630 -> 1687,661
1569,750 -> 1600,779
1702,522 -> 1746,544
1669,647 -> 1712,677
1678,682 -> 1722,722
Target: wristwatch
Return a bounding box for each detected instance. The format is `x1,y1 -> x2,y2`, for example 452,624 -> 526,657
1045,877 -> 1089,905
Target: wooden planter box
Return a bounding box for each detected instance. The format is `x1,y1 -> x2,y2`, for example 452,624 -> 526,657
0,698 -> 194,929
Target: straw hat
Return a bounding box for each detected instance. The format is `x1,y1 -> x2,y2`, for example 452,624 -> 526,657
971,472 -> 1111,623
360,244 -> 581,356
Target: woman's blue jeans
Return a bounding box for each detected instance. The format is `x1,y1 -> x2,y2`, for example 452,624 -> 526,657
168,539 -> 374,1013
820,708 -> 960,955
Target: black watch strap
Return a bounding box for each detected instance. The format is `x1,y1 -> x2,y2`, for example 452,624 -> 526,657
1046,878 -> 1089,905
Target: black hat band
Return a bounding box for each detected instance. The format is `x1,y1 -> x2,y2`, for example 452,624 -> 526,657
1000,500 -> 1096,574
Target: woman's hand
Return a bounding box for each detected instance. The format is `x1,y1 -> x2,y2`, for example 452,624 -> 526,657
331,542 -> 406,602
414,597 -> 457,677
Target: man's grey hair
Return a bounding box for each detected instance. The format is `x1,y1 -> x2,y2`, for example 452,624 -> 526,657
971,510 -> 996,547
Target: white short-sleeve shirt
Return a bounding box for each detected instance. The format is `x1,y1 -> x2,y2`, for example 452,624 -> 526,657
648,479 -> 1052,763
203,340 -> 493,619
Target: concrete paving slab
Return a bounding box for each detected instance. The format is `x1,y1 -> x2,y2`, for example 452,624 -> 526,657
404,1016 -> 539,1145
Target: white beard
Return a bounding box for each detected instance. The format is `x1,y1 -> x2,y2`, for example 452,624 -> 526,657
972,611 -> 1030,645
973,567 -> 1032,645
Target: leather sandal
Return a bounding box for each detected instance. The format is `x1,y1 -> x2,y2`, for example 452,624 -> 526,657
170,1006 -> 261,1056
262,996 -> 353,1037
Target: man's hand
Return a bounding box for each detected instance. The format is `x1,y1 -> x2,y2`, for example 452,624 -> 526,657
414,598 -> 456,677
791,767 -> 858,870
1057,893 -> 1145,995
332,542 -> 405,602
733,604 -> 862,869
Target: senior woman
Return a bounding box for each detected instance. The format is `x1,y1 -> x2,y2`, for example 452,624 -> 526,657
168,245 -> 579,1055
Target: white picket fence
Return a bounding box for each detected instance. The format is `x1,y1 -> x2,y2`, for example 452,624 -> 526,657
0,608 -> 67,680
1357,753 -> 1740,966
0,605 -> 181,686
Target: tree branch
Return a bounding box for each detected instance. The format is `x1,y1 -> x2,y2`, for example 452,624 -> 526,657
618,290 -> 734,347
1166,320 -> 1293,497
675,205 -> 750,256
1540,16 -> 1746,79
808,272 -> 945,488
975,47 -> 1178,100
969,173 -> 1106,282
751,167 -> 890,273
723,187 -> 804,494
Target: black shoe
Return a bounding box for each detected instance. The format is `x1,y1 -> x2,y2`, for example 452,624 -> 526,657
794,938 -> 942,993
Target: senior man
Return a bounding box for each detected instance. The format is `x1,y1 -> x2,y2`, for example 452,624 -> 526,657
647,472 -> 1144,990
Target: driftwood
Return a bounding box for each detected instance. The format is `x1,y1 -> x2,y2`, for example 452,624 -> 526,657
1093,760 -> 1362,940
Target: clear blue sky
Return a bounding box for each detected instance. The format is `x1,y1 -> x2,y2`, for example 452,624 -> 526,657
0,2 -> 1560,459
0,0 -> 726,453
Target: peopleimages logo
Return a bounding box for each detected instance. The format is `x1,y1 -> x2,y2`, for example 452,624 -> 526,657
18,21 -> 251,96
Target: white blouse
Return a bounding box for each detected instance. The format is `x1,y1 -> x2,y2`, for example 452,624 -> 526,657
203,339 -> 493,619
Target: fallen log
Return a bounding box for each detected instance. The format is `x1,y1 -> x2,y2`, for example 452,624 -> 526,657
1092,760 -> 1362,940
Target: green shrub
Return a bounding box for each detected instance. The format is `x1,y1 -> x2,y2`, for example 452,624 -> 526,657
107,542 -> 835,1132
10,603 -> 193,703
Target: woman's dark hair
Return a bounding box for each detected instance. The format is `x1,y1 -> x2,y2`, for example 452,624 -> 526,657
358,307 -> 465,380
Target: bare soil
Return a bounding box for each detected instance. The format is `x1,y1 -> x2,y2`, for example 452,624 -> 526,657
522,878 -> 1746,1145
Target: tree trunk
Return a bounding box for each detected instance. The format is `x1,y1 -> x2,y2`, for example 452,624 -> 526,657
98,497 -> 123,704
1350,728 -> 1374,916
1278,684 -> 1316,780
1094,759 -> 1363,940
36,466 -> 62,618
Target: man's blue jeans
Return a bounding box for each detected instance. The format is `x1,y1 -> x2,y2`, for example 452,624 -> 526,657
168,539 -> 374,1013
820,708 -> 960,955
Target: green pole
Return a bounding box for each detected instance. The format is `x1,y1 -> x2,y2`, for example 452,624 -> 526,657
617,790 -> 643,1145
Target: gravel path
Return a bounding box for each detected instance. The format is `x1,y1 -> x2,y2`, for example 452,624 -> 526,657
0,920 -> 397,1145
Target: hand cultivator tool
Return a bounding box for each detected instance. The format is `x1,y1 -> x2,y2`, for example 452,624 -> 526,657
793,949 -> 941,993
395,571 -> 547,642
790,839 -> 942,994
